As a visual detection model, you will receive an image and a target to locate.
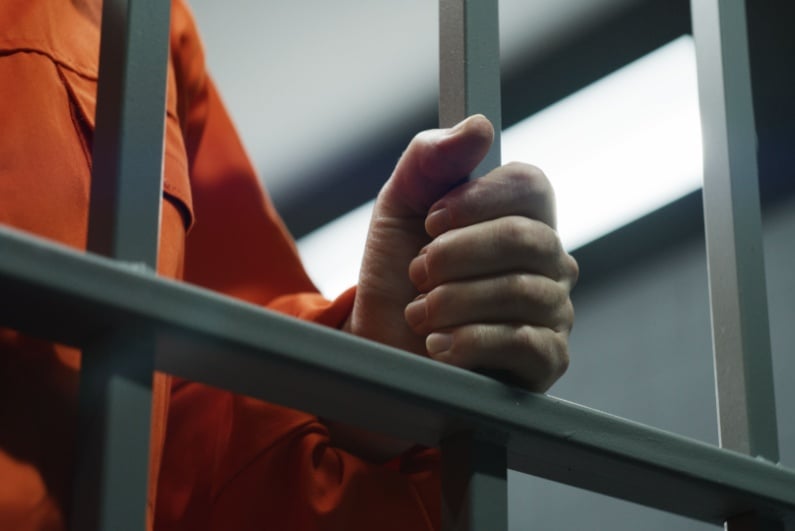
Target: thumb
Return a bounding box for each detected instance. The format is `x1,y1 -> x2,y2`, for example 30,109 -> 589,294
378,114 -> 494,218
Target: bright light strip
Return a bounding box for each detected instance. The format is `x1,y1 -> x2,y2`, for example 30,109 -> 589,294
503,35 -> 702,249
298,36 -> 702,298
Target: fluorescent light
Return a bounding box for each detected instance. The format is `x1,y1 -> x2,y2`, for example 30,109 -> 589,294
503,35 -> 702,249
298,36 -> 702,298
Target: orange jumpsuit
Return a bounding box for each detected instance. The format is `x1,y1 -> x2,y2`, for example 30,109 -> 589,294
0,0 -> 439,529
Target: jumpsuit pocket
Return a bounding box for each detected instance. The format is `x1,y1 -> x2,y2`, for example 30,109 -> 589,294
57,63 -> 195,233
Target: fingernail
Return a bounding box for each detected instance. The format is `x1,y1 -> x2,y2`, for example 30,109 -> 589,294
426,332 -> 452,356
425,208 -> 451,236
408,253 -> 428,287
405,296 -> 427,329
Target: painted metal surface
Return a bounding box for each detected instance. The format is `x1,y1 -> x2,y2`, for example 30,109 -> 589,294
72,332 -> 157,531
1,226 -> 794,527
87,0 -> 171,265
692,1 -> 784,528
439,1 -> 506,528
691,0 -> 779,463
441,435 -> 508,531
439,0 -> 501,179
73,0 -> 172,528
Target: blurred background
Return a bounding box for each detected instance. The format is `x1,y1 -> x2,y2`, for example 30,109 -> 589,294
188,1 -> 794,529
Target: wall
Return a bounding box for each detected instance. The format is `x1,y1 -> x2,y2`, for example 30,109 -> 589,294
509,196 -> 794,530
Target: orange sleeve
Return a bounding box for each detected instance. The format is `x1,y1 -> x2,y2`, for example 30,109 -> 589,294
155,3 -> 439,530
0,2 -> 188,529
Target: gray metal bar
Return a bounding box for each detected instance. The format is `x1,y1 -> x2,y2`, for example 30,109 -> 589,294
1,226 -> 794,527
439,0 -> 501,178
439,1 -> 505,528
87,0 -> 171,265
723,514 -> 787,531
74,0 -> 172,528
441,434 -> 507,531
691,2 -> 781,528
71,331 -> 157,531
690,0 -> 779,462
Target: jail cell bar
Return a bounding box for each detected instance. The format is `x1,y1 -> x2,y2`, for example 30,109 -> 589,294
0,0 -> 790,531
71,0 -> 172,529
691,1 -> 784,530
437,1 -> 507,530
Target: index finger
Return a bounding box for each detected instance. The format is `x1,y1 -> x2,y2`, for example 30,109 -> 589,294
425,162 -> 557,237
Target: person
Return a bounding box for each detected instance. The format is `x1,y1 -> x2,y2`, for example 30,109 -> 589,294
0,0 -> 578,529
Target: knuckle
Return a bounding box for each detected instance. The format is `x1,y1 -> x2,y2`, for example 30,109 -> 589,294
506,273 -> 537,302
503,161 -> 546,182
501,161 -> 534,181
495,216 -> 534,249
498,218 -> 562,265
537,225 -> 564,258
507,163 -> 557,228
506,162 -> 553,197
513,324 -> 537,352
564,253 -> 580,286
539,331 -> 569,380
514,326 -> 570,383
507,273 -> 559,312
554,338 -> 571,378
556,297 -> 575,333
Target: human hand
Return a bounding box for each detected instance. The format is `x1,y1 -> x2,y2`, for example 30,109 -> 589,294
348,114 -> 577,393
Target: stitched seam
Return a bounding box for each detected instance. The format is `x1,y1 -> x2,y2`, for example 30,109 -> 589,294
55,64 -> 93,171
0,46 -> 97,80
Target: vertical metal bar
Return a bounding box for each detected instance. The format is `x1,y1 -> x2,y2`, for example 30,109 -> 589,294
72,0 -> 171,528
71,331 -> 158,531
690,0 -> 779,464
691,1 -> 782,529
439,0 -> 501,179
439,1 -> 507,529
87,0 -> 171,265
441,434 -> 508,531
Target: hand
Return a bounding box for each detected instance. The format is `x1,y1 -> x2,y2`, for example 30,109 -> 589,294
349,114 -> 576,390
404,161 -> 577,392
333,115 -> 577,459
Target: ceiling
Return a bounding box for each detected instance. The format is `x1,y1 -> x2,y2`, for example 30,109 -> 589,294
188,0 -> 690,238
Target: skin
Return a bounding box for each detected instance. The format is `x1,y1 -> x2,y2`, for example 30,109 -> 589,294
330,114 -> 578,461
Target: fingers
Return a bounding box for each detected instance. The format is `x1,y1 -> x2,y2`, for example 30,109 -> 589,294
377,114 -> 494,218
425,161 -> 557,236
409,217 -> 578,290
402,160 -> 578,392
404,274 -> 574,335
425,325 -> 570,393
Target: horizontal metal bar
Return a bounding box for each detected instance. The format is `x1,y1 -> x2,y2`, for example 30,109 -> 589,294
0,225 -> 794,527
